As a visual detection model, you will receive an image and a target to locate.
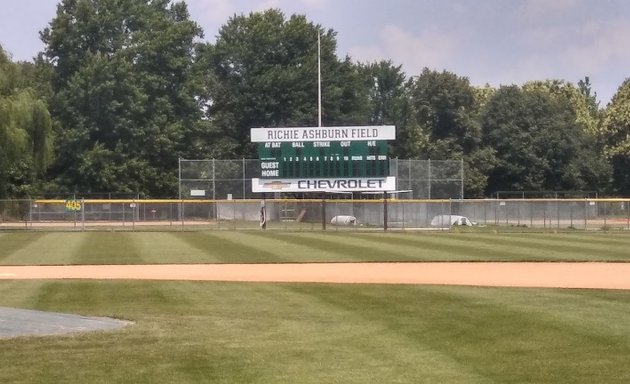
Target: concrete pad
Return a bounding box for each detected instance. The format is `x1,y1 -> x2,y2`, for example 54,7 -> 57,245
0,307 -> 132,339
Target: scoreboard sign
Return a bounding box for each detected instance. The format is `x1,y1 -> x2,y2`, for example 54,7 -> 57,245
251,126 -> 396,193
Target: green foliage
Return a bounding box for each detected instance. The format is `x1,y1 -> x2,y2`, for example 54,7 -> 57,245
482,84 -> 610,193
523,79 -> 600,135
0,47 -> 54,198
40,0 -> 203,196
200,9 -> 373,158
602,79 -> 630,194
1,7 -> 626,197
406,69 -> 494,197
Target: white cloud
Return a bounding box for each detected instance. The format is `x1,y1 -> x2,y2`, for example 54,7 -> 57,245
254,0 -> 282,11
563,20 -> 630,73
186,0 -> 235,25
348,25 -> 460,73
296,0 -> 329,8
519,0 -> 584,23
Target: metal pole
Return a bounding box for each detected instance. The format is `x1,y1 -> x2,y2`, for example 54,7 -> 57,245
81,198 -> 85,231
321,199 -> 326,231
132,198 -> 135,231
318,31 -> 322,128
383,192 -> 388,232
428,159 -> 431,199
73,193 -> 77,229
178,157 -> 182,200
212,158 -> 216,201
584,198 -> 588,230
460,158 -> 464,199
28,199 -> 32,230
242,158 -> 246,199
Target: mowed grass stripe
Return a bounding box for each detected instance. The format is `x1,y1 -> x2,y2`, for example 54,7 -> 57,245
273,284 -> 492,383
232,231 -> 346,262
162,282 -> 492,383
469,233 -> 630,261
28,280 -> 193,316
3,281 -> 630,383
0,233 -> 84,265
131,232 -> 215,264
254,232 -> 421,262
344,232 -> 533,261
73,232 -> 144,264
171,231 -> 283,263
0,232 -> 48,263
450,287 -> 630,342
290,284 -> 630,383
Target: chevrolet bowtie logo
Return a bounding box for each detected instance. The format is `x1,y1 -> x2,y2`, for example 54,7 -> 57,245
262,181 -> 291,190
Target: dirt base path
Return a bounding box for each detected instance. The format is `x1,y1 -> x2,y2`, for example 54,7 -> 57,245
1,262 -> 630,290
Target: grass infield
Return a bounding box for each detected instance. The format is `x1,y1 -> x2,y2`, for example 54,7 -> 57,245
1,231 -> 630,383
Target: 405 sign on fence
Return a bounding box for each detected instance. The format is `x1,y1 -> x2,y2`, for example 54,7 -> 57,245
251,126 -> 396,193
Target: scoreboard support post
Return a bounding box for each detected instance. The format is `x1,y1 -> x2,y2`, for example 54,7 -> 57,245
383,192 -> 388,232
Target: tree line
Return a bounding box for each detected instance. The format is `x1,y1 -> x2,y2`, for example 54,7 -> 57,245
1,1 -> 629,198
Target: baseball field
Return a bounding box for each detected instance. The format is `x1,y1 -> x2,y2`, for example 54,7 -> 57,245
1,230 -> 630,383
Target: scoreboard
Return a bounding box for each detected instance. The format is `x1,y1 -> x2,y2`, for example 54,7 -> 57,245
258,140 -> 389,179
251,126 -> 396,193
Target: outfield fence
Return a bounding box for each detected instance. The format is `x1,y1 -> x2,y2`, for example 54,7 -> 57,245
1,198 -> 629,231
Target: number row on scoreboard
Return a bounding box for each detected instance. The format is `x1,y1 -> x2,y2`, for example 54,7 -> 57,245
282,155 -> 388,162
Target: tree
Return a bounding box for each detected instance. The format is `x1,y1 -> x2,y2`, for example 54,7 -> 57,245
601,79 -> 630,194
577,76 -> 600,118
0,47 -> 54,198
523,79 -> 599,135
407,68 -> 493,197
40,0 -> 203,196
199,9 -> 370,158
482,85 -> 609,194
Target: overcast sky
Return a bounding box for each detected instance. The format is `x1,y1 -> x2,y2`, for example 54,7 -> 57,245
1,0 -> 629,105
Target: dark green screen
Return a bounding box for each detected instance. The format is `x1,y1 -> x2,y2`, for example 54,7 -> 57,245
258,140 -> 389,178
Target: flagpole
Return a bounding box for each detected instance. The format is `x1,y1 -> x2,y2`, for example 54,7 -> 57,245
318,31 -> 322,128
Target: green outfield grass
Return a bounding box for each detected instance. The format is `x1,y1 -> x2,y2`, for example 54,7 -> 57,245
2,231 -> 630,383
1,280 -> 630,383
1,230 -> 630,265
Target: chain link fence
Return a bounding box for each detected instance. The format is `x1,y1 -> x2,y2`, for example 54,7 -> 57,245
1,198 -> 629,231
178,158 -> 464,199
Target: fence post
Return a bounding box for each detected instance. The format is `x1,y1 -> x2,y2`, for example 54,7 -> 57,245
212,158 -> 216,201
460,158 -> 464,200
181,199 -> 185,231
556,200 -> 560,229
383,192 -> 389,231
242,158 -> 246,199
132,198 -> 136,231
81,197 -> 85,232
28,199 -> 32,230
321,199 -> 326,231
428,159 -> 432,199
584,197 -> 588,230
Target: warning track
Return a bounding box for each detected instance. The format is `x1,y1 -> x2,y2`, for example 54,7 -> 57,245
1,262 -> 630,290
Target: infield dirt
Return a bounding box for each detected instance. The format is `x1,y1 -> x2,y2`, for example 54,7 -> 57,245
1,262 -> 629,290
